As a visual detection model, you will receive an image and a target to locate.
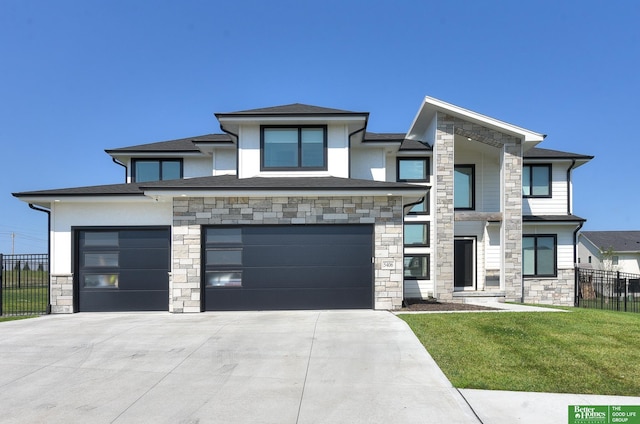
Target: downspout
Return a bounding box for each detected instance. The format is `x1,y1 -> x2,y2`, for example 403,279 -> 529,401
112,158 -> 127,182
566,159 -> 577,215
347,117 -> 368,178
573,221 -> 584,266
28,203 -> 51,314
220,125 -> 239,176
403,196 -> 426,214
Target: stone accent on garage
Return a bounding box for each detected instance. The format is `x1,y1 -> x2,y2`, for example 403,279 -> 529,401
171,196 -> 405,312
50,274 -> 74,313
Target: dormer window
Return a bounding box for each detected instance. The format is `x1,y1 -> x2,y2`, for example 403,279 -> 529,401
132,159 -> 183,182
261,126 -> 327,171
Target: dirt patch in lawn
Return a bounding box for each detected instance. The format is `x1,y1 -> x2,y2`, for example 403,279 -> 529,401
401,299 -> 501,312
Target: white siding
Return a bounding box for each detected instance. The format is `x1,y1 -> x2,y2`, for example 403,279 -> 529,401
485,224 -> 502,270
184,156 -> 212,178
524,223 -> 576,270
351,148 -> 385,181
523,163 -> 568,215
237,124 -> 349,179
213,148 -> 237,176
50,201 -> 173,275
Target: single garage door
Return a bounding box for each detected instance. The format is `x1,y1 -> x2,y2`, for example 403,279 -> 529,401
203,225 -> 373,310
76,227 -> 170,312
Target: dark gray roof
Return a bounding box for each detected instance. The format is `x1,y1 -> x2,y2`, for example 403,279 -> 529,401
216,103 -> 368,117
399,139 -> 431,151
525,147 -> 593,160
13,176 -> 428,198
106,134 -> 232,153
363,132 -> 406,142
581,231 -> 640,252
524,215 -> 586,222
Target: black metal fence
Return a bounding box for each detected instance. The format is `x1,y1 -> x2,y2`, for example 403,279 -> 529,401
575,267 -> 640,313
0,254 -> 49,316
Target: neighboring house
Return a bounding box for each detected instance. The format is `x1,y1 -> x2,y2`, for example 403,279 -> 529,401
13,96 -> 593,313
578,231 -> 640,274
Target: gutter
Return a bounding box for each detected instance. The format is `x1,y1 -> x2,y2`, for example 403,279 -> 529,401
573,221 -> 584,266
219,124 -> 240,176
28,204 -> 51,314
566,159 -> 577,215
112,158 -> 127,182
347,117 -> 368,178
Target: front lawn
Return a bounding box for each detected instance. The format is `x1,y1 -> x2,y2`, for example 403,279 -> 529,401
399,308 -> 640,396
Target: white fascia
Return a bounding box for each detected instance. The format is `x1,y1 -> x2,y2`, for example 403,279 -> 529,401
144,189 -> 425,198
407,96 -> 546,147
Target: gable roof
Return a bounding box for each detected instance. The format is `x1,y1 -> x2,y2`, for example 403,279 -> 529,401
581,231 -> 640,253
105,134 -> 232,154
215,103 -> 368,118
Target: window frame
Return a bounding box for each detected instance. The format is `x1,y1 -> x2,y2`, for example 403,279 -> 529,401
260,125 -> 328,171
454,164 -> 475,210
403,254 -> 430,280
523,234 -> 557,278
397,157 -> 430,182
403,222 -> 430,247
522,164 -> 552,198
132,158 -> 183,182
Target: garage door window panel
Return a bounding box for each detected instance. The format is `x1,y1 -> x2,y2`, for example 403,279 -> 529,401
84,274 -> 119,288
206,271 -> 243,287
205,227 -> 244,288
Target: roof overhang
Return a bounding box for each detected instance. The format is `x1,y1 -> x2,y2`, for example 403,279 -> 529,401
216,114 -> 369,137
406,96 -> 546,150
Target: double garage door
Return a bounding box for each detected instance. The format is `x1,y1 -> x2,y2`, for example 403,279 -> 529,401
76,225 -> 373,312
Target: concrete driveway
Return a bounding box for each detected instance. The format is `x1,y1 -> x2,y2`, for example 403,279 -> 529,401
0,311 -> 479,424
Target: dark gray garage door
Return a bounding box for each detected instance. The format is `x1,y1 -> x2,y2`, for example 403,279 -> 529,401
76,228 -> 170,312
203,225 -> 373,311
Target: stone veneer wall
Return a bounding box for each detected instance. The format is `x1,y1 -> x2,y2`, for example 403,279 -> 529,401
523,268 -> 575,306
171,196 -> 404,312
50,274 -> 74,313
435,113 -> 522,302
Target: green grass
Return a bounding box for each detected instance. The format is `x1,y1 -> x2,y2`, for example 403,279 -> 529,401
0,315 -> 39,323
399,308 -> 640,396
1,285 -> 48,315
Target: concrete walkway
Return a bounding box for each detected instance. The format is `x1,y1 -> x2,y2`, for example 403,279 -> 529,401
0,311 -> 479,424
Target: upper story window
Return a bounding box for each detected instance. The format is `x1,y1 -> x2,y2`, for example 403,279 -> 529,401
523,164 -> 551,197
397,158 -> 429,182
261,126 -> 327,170
133,159 -> 183,182
523,234 -> 557,277
454,164 -> 475,210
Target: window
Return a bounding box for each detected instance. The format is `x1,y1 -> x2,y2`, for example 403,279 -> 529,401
523,235 -> 557,277
133,159 -> 182,182
523,164 -> 551,197
407,197 -> 429,215
397,158 -> 429,182
454,165 -> 475,209
404,223 -> 429,246
261,126 -> 327,170
613,256 -> 619,265
204,227 -> 243,288
404,254 -> 430,279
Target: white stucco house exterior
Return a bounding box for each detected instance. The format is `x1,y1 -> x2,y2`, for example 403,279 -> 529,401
14,96 -> 593,313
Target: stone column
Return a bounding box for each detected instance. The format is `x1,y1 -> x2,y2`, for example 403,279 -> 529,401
435,113 -> 455,301
502,141 -> 523,301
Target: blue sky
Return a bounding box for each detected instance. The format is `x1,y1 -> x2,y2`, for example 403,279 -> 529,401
1,0 -> 639,253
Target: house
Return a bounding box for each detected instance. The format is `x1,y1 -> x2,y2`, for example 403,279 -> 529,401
578,231 -> 640,274
13,96 -> 593,313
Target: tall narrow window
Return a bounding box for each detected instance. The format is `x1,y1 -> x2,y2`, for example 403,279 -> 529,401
404,223 -> 429,247
523,235 -> 557,277
262,126 -> 327,170
523,164 -> 551,197
454,165 -> 475,210
133,159 -> 183,182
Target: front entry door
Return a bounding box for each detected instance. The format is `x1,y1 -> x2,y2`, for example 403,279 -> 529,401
454,238 -> 475,289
